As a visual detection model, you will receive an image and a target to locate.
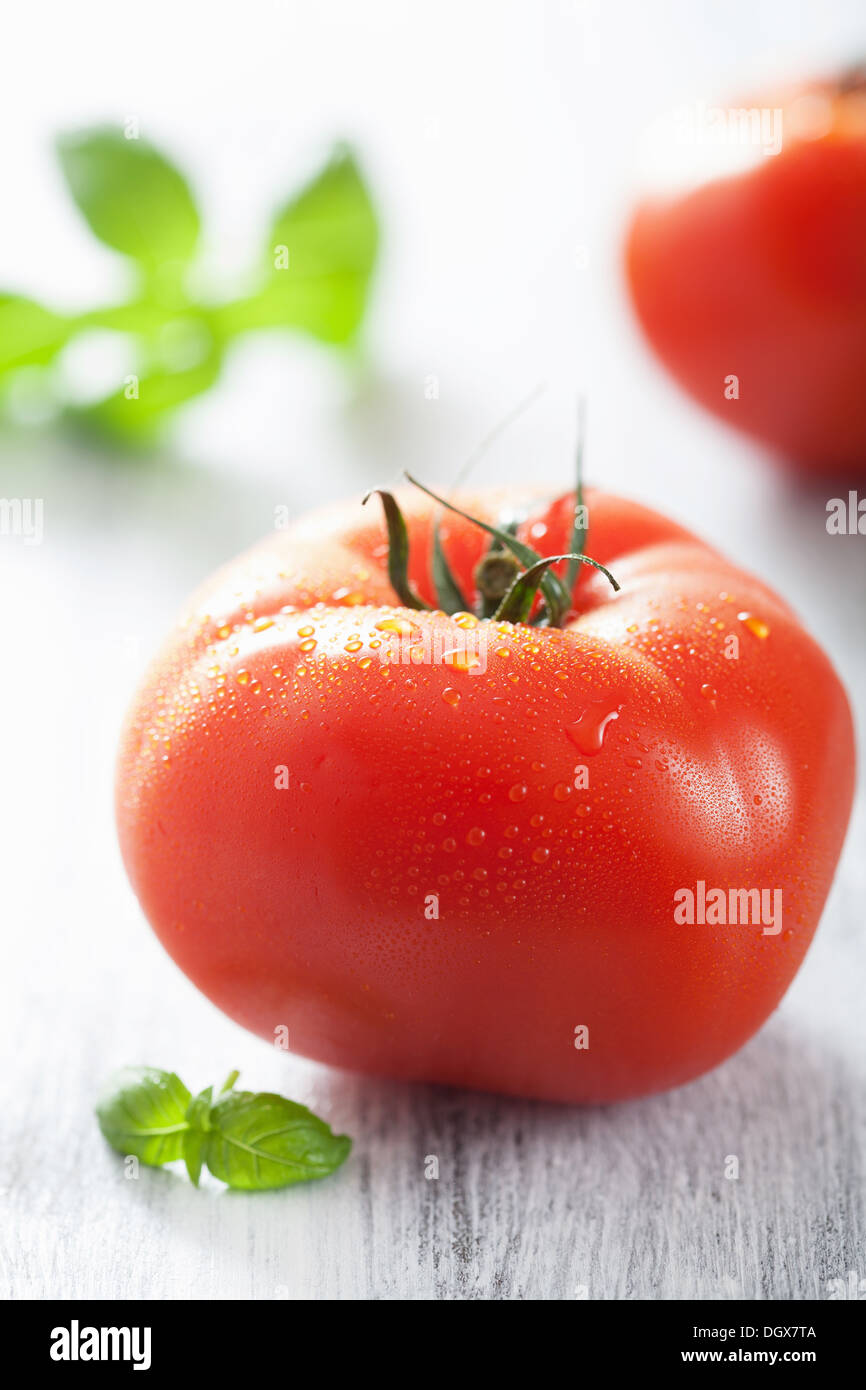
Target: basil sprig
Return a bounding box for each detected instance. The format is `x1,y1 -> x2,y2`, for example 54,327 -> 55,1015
96,1066 -> 351,1191
2,129 -> 378,443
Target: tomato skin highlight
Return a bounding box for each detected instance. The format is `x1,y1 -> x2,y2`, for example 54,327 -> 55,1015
116,487 -> 854,1103
625,78 -> 866,476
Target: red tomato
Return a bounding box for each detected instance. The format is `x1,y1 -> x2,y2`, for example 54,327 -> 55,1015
116,486 -> 854,1102
626,72 -> 866,475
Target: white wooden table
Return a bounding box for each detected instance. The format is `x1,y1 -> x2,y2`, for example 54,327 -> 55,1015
1,0 -> 863,1301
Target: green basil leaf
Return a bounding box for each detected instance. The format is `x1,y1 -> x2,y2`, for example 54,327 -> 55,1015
95,1067 -> 191,1166
183,1087 -> 213,1187
0,294 -> 69,372
70,342 -> 222,442
56,127 -> 200,272
205,1089 -> 352,1190
255,143 -> 378,343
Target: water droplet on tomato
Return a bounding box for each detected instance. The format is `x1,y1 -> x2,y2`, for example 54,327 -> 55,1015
566,704 -> 621,754
738,612 -> 770,640
376,617 -> 417,636
444,649 -> 481,672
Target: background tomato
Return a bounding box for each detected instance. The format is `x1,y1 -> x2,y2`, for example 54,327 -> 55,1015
626,72 -> 866,475
116,487 -> 855,1103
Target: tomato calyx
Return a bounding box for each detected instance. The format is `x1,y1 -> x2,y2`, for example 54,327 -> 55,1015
362,470 -> 619,629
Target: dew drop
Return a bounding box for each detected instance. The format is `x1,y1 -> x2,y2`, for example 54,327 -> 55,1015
738,612 -> 770,640
566,704 -> 621,755
444,649 -> 482,672
376,617 -> 418,636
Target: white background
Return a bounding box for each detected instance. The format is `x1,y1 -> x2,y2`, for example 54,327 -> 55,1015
1,0 -> 863,1300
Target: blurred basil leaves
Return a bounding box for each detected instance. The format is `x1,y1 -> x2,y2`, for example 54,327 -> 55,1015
0,126 -> 379,444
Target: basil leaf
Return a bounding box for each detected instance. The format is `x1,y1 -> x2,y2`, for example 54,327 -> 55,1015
56,127 -> 200,273
183,1087 -> 213,1187
95,1067 -> 191,1167
70,343 -> 222,442
255,144 -> 378,343
205,1089 -> 352,1190
0,294 -> 69,372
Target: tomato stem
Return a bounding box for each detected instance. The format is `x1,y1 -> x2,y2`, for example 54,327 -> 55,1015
364,470 -> 619,628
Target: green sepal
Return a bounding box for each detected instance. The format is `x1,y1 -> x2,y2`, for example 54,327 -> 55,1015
362,488 -> 431,610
